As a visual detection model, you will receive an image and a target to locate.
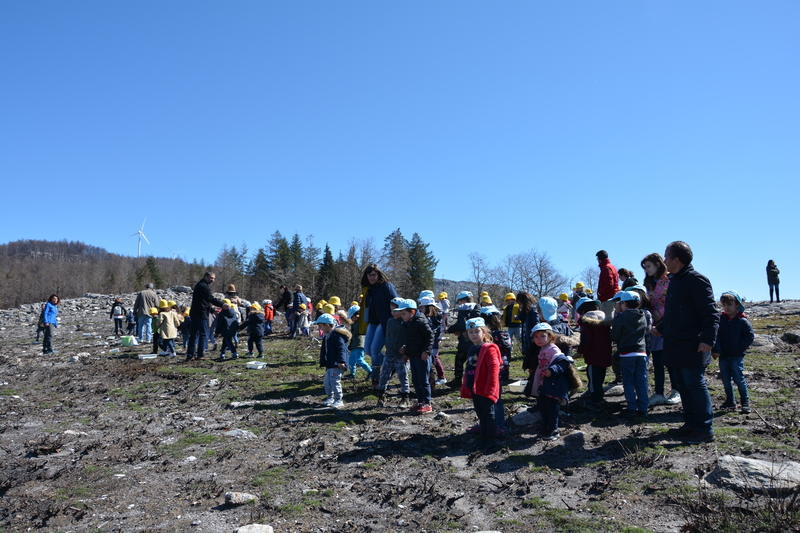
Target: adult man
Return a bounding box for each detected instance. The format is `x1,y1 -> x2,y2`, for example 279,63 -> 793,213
595,250 -> 619,315
653,241 -> 719,444
133,283 -> 158,342
186,272 -> 224,361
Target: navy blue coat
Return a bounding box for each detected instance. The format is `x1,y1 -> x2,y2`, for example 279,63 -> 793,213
713,313 -> 754,358
447,303 -> 481,353
190,278 -> 224,321
319,326 -> 351,369
656,263 -> 719,368
538,354 -> 571,404
215,308 -> 240,337
365,282 -> 399,329
242,312 -> 265,336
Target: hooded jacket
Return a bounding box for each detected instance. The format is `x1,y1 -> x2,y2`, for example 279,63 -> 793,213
713,312 -> 754,358
159,310 -> 182,340
365,282 -> 399,329
655,263 -> 719,368
319,325 -> 351,369
577,310 -> 613,367
242,311 -> 266,336
610,308 -> 648,354
214,307 -> 240,337
401,312 -> 435,358
447,303 -> 481,353
538,353 -> 571,405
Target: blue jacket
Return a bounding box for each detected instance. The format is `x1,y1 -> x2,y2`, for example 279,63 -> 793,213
319,326 -> 351,369
365,282 -> 399,329
292,291 -> 307,315
538,353 -> 571,404
214,308 -> 240,337
43,302 -> 58,326
656,263 -> 719,367
242,312 -> 265,336
517,308 -> 541,354
713,313 -> 754,358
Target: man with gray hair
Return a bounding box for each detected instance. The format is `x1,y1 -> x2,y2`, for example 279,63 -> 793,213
133,282 -> 158,342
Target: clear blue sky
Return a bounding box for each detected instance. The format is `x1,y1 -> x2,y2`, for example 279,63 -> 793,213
1,2 -> 797,302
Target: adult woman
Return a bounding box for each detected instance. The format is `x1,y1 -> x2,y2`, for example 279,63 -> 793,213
42,293 -> 60,354
515,292 -> 539,356
360,264 -> 398,385
767,260 -> 780,303
641,253 -> 679,406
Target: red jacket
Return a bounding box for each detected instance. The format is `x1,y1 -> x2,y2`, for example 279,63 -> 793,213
577,311 -> 613,367
264,304 -> 274,321
597,258 -> 619,302
461,343 -> 502,403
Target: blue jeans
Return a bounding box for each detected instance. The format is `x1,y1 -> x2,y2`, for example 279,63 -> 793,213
365,323 -> 386,369
620,356 -> 649,413
409,356 -> 432,405
472,395 -> 496,439
719,357 -> 749,405
137,315 -> 152,342
671,365 -> 714,433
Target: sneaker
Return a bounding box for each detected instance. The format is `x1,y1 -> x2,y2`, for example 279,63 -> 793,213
398,395 -> 410,409
719,399 -> 737,410
665,390 -> 682,404
245,352 -> 254,357
256,353 -> 264,359
158,350 -> 169,356
231,353 -> 239,360
466,425 -> 481,434
418,404 -> 433,413
583,399 -> 603,412
681,430 -> 715,444
445,378 -> 462,388
542,430 -> 560,441
330,400 -> 345,409
740,404 -> 751,414
435,378 -> 447,386
495,427 -> 506,437
218,355 -> 226,361
648,393 -> 667,406
410,403 -> 422,412
322,397 -> 334,406
169,353 -> 176,358
666,424 -> 694,437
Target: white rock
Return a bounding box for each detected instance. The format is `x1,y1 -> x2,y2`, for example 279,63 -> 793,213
206,379 -> 220,387
225,491 -> 259,504
564,431 -> 585,448
236,525 -> 274,533
604,384 -> 625,396
511,409 -> 541,426
706,455 -> 800,494
224,429 -> 257,439
185,456 -> 197,462
434,411 -> 450,419
70,353 -> 90,362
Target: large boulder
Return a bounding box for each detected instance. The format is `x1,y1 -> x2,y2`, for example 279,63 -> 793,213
705,455 -> 800,495
782,330 -> 800,344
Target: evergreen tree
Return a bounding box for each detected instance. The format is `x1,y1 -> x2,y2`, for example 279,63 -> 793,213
288,233 -> 304,272
381,228 -> 411,296
267,231 -> 291,272
316,244 -> 336,299
407,233 -> 438,296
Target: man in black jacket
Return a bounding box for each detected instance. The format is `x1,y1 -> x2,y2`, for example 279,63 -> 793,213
653,241 -> 719,444
186,272 -> 224,361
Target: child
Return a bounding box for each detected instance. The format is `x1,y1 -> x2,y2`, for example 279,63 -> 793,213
575,297 -> 612,412
501,293 -> 522,348
531,323 -> 571,441
242,302 -> 266,358
446,291 -> 481,387
522,296 -> 573,377
215,303 -> 240,360
418,296 -> 447,387
438,292 -> 451,328
376,298 -> 411,408
126,309 -> 137,335
262,299 -> 274,336
110,298 -> 127,336
712,291 -> 754,413
557,293 -> 572,322
344,305 -> 373,379
297,303 -> 311,336
314,313 -> 350,409
460,317 -> 503,443
150,306 -> 162,355
159,301 -> 182,357
609,291 -> 649,417
397,299 -> 436,413
478,306 -> 510,434
179,307 -> 192,349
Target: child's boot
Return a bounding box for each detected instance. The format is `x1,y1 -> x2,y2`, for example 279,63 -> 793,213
371,367 -> 381,389
376,391 -> 386,407
398,393 -> 410,408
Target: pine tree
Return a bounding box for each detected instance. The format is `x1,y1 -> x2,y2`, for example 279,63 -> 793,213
317,244 -> 336,299
407,233 -> 438,296
381,229 -> 411,296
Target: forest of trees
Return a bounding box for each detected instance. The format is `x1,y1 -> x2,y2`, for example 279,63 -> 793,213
0,230 -> 439,309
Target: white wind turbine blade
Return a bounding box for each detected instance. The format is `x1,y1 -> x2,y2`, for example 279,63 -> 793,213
141,232 -> 151,245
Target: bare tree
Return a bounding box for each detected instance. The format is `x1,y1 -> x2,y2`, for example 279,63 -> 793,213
494,249 -> 568,299
573,264 -> 600,295
468,252 -> 492,297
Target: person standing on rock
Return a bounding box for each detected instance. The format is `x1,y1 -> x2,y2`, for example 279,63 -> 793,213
186,272 -> 224,361
42,293 -> 60,354
653,241 -> 719,444
133,283 -> 158,342
767,260 -> 780,303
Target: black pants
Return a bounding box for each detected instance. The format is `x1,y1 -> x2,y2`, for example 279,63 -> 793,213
770,284 -> 780,302
248,335 -> 263,355
42,324 -> 55,353
113,318 -> 124,334
453,348 -> 468,379
537,395 -> 561,433
587,364 -> 607,401
472,394 -> 496,438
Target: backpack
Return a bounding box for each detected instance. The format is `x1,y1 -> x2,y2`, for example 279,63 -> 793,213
113,305 -> 123,316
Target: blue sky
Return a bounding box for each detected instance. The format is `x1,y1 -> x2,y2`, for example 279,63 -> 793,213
1,2 -> 797,302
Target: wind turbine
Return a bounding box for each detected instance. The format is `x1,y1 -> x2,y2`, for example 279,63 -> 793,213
130,218 -> 150,258
167,247 -> 185,260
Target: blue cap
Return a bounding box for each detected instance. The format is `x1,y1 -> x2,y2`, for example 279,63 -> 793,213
575,297 -> 600,313
456,291 -> 473,301
722,290 -> 745,313
466,317 -> 486,329
538,296 -> 559,322
312,313 -> 337,325
480,305 -> 500,315
391,297 -> 406,307
418,296 -> 436,307
347,305 -> 360,320
626,285 -> 648,294
612,291 -> 640,302
395,299 -> 418,311
418,290 -> 435,300
531,322 -> 553,333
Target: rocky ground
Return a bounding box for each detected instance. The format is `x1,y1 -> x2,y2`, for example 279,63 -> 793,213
1,291 -> 800,533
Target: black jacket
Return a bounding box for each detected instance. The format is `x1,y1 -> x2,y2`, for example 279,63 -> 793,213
610,309 -> 647,354
242,312 -> 266,336
401,312 -> 435,358
215,308 -> 240,337
713,313 -> 754,358
447,303 -> 481,353
189,278 -> 224,321
365,282 -> 399,328
656,264 -> 719,367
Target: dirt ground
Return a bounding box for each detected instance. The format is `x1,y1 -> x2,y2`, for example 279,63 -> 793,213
1,294 -> 799,533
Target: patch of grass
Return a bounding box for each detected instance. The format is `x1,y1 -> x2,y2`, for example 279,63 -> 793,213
55,485 -> 91,501
160,431 -> 219,456
253,466 -> 291,487
682,484 -> 800,532
330,421 -> 347,431
159,366 -> 217,375
84,465 -> 111,476
0,389 -> 20,395
522,496 -> 550,509
278,502 -> 304,516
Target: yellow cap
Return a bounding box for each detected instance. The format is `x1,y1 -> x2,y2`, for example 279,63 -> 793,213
328,296 -> 341,306
574,282 -> 585,290
183,309 -> 190,316
558,293 -> 569,301
299,303 -> 307,310
167,300 -> 177,307
323,304 -> 335,314
316,302 -> 325,309
438,292 -> 448,299
222,298 -> 231,305
318,299 -> 327,306
586,288 -> 593,294
504,293 -> 516,301
480,291 -> 489,296
149,307 -> 158,314
250,302 -> 262,310
481,295 -> 492,303
351,301 -> 359,307
159,299 -> 168,308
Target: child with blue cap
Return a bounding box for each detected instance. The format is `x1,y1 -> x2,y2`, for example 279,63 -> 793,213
610,291 -> 649,418
712,290 -> 754,414
314,313 -> 351,409
461,317 -> 504,443
397,299 -> 436,413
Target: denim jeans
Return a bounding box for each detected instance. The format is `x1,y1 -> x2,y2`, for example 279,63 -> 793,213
365,323 -> 386,369
472,395 -> 496,439
409,356 -> 432,405
620,356 -> 649,413
187,318 -> 208,358
719,356 -> 749,405
137,315 -> 152,342
670,364 -> 714,433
